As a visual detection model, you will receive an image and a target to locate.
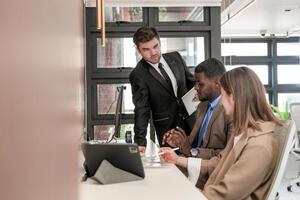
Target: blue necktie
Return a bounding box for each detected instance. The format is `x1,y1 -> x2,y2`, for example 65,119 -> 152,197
197,105 -> 214,147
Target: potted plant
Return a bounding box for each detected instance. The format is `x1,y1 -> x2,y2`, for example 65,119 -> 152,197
271,101 -> 290,120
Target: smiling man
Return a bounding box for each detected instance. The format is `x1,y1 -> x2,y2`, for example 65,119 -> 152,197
129,26 -> 195,152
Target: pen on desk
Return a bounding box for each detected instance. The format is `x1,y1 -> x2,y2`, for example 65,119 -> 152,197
158,147 -> 180,156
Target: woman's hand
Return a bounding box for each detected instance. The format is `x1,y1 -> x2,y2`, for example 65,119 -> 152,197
159,147 -> 188,168
159,147 -> 179,164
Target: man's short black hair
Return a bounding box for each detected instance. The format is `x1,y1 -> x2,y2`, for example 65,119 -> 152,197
195,58 -> 226,79
133,26 -> 160,48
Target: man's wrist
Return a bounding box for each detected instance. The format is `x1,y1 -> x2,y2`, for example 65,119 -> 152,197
134,137 -> 147,147
180,145 -> 192,156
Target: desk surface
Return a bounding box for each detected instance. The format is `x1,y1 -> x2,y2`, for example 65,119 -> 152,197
80,164 -> 207,200
79,140 -> 207,200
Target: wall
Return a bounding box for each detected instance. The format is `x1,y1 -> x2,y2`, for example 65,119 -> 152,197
0,1 -> 84,200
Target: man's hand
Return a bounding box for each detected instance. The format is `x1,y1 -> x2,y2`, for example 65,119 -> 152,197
162,130 -> 175,146
162,127 -> 191,156
138,146 -> 146,153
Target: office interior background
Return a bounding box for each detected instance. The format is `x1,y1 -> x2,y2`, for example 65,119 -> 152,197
0,0 -> 299,200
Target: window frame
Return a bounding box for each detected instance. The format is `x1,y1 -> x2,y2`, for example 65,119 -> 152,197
221,37 -> 300,106
85,6 -> 221,140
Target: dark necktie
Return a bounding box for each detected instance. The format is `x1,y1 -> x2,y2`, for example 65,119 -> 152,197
158,63 -> 173,92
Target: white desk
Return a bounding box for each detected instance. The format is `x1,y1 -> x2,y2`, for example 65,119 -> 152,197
79,140 -> 207,200
80,164 -> 207,200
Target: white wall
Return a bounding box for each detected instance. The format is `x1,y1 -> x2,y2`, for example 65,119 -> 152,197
0,1 -> 84,200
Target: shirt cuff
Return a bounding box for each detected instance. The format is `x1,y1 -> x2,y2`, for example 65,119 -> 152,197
187,157 -> 202,185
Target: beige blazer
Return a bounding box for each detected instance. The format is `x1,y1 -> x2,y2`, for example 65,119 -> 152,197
189,101 -> 231,159
201,121 -> 279,200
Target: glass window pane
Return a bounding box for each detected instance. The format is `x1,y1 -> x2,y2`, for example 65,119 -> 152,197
278,93 -> 300,111
278,65 -> 300,84
225,65 -> 269,85
97,38 -> 140,68
94,124 -> 134,140
161,37 -> 205,66
221,43 -> 268,56
97,83 -> 134,115
105,7 -> 142,22
277,42 -> 300,56
97,37 -> 205,68
265,93 -> 270,104
159,7 -> 204,22
94,124 -> 155,142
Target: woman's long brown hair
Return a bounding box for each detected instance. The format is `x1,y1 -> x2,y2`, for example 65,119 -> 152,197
220,67 -> 282,134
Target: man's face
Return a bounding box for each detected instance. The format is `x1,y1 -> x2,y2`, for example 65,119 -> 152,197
194,72 -> 219,102
137,37 -> 161,64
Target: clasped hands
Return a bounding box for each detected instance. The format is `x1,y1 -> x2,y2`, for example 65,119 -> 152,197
159,127 -> 191,161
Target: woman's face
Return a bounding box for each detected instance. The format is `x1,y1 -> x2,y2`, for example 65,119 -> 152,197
221,87 -> 235,116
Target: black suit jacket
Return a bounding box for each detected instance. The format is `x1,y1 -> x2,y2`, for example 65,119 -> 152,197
129,51 -> 195,146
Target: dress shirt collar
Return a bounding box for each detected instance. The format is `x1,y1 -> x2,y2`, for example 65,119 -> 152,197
209,95 -> 221,110
146,55 -> 167,68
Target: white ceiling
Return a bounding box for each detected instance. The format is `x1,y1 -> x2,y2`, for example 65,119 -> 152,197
221,0 -> 300,37
85,0 -> 221,7
85,0 -> 300,37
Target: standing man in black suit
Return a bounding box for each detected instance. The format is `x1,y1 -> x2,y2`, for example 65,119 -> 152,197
129,26 -> 195,152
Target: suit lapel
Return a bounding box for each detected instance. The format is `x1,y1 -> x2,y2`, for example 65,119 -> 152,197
163,54 -> 181,84
202,103 -> 222,147
232,131 -> 248,159
145,60 -> 175,96
205,135 -> 235,186
189,102 -> 208,144
232,122 -> 275,159
163,54 -> 181,93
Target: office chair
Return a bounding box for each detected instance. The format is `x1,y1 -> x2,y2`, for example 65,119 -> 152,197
287,103 -> 300,192
265,120 -> 296,200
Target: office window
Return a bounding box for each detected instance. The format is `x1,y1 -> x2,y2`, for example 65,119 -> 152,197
94,124 -> 134,140
266,93 -> 270,104
225,65 -> 268,85
221,43 -> 268,56
277,42 -> 300,56
278,65 -> 300,84
86,7 -> 220,139
97,37 -> 205,68
97,38 -> 139,68
158,7 -> 204,22
97,83 -> 134,115
161,37 -> 205,66
105,7 -> 143,22
278,93 -> 300,111
222,37 -> 300,108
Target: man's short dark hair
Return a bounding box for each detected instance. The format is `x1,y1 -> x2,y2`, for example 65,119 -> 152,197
195,58 -> 226,79
133,26 -> 160,47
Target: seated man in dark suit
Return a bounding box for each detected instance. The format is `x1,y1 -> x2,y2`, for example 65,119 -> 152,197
163,58 -> 231,188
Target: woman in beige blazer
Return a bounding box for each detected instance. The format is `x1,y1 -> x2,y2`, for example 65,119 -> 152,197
160,67 -> 282,200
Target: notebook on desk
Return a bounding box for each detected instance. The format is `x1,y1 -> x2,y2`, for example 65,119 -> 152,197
81,141 -> 145,179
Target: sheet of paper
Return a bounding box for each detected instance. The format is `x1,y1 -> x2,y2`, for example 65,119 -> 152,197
182,88 -> 200,116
